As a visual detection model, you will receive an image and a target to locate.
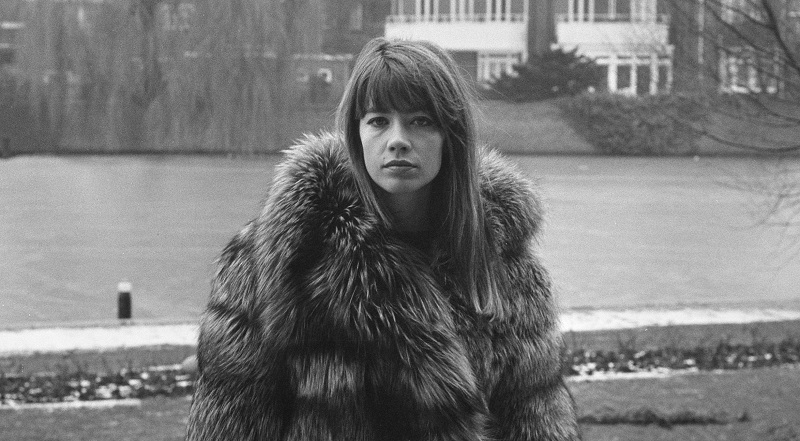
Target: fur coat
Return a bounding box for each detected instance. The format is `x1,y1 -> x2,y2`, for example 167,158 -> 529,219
186,132 -> 579,441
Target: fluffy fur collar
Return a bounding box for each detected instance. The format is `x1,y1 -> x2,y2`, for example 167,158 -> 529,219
269,131 -> 545,258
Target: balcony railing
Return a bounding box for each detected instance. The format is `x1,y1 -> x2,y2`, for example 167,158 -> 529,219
556,13 -> 670,24
387,13 -> 526,24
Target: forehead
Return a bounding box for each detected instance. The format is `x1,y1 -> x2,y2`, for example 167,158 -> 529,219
362,106 -> 431,115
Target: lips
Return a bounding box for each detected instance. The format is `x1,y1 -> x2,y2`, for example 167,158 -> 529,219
383,159 -> 416,168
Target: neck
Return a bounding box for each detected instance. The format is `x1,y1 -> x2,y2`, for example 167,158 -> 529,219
381,187 -> 433,232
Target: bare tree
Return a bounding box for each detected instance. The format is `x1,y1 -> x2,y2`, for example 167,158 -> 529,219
668,0 -> 800,152
667,0 -> 800,247
181,0 -> 324,152
15,0 -> 323,152
16,0 -> 168,150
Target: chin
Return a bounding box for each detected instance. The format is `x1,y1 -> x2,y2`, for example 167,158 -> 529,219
380,182 -> 426,195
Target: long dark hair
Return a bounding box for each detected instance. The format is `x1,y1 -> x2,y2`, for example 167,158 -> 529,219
336,37 -> 499,315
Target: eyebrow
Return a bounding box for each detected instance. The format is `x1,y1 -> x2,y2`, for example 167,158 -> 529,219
363,108 -> 431,115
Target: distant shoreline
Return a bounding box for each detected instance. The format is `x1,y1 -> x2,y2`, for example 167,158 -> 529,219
2,307 -> 800,356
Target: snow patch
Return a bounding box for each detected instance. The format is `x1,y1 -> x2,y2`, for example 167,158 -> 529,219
1,399 -> 143,411
0,323 -> 199,356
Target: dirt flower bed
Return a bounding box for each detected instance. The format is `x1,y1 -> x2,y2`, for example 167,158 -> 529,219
1,364 -> 194,405
565,336 -> 800,378
2,334 -> 799,406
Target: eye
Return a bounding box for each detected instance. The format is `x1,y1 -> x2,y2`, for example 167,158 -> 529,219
365,115 -> 389,127
410,115 -> 436,127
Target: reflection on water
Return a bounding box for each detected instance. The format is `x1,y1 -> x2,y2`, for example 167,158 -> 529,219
1,154 -> 799,327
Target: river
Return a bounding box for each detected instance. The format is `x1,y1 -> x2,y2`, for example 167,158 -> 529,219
1,153 -> 799,327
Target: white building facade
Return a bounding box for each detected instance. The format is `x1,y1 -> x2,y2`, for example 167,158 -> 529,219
385,0 -> 674,95
385,0 -> 530,82
555,0 -> 674,95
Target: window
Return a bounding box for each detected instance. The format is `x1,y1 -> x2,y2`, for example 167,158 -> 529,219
391,0 -> 402,16
592,51 -> 671,95
77,6 -> 88,29
595,0 -> 610,17
790,0 -> 800,16
477,52 -> 521,81
0,48 -> 14,66
617,64 -> 632,90
160,3 -> 196,31
616,0 -> 630,17
490,0 -> 508,19
597,64 -> 609,91
657,64 -> 670,92
309,68 -> 333,104
636,63 -> 651,95
721,0 -> 764,24
296,69 -> 310,83
720,47 -> 780,94
349,3 -> 364,31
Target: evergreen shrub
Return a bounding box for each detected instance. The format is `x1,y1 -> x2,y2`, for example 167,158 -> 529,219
558,93 -> 706,156
487,48 -> 604,102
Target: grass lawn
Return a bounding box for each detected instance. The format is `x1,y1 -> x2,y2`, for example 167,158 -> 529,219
475,100 -> 596,154
0,397 -> 190,441
574,367 -> 800,441
566,320 -> 800,352
1,368 -> 797,441
475,97 -> 800,157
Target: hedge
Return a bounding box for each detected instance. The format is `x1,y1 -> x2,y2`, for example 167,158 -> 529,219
558,93 -> 706,156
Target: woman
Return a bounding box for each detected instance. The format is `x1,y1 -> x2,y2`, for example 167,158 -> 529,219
187,37 -> 579,440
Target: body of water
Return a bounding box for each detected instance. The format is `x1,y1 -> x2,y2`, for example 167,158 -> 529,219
2,154 -> 799,327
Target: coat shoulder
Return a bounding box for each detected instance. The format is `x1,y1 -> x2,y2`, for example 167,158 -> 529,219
270,131 -> 354,206
478,148 -> 545,255
254,131 -> 368,238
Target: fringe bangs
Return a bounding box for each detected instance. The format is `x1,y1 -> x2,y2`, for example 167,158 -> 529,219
353,59 -> 438,119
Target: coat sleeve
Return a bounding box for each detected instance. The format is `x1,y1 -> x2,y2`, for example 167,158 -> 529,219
186,138 -> 340,440
187,135 -> 390,441
487,255 -> 581,441
186,223 -> 292,441
479,149 -> 580,440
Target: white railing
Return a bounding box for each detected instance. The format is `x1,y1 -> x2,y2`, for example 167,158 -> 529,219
556,13 -> 670,24
386,13 -> 526,24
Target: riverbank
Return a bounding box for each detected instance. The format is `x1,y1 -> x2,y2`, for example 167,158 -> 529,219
2,307 -> 799,356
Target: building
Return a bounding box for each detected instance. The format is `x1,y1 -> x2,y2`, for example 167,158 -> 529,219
384,0 -> 674,94
666,0 -> 800,97
553,0 -> 674,95
322,0 -> 392,55
385,0 -> 532,82
707,0 -> 799,96
4,0 -> 797,100
0,0 -> 24,68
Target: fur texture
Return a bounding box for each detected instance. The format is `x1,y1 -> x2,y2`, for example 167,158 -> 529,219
186,132 -> 580,441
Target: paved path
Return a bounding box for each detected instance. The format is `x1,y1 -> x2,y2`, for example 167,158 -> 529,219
3,308 -> 800,356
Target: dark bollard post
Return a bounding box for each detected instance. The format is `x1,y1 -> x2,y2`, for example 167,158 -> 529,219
117,281 -> 132,320
0,137 -> 9,158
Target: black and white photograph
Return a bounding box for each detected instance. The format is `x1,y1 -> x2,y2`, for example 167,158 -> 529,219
1,0 -> 799,439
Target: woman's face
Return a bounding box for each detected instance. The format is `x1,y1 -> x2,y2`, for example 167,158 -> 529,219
359,109 -> 443,200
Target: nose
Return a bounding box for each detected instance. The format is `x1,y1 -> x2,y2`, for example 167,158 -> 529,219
386,123 -> 410,154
